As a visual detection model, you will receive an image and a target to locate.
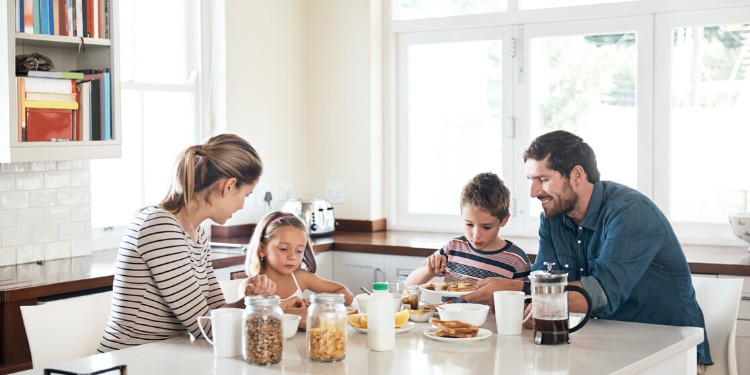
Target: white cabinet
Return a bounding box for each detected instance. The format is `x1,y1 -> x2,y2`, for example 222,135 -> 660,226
315,251 -> 334,282
719,275 -> 750,375
1,0 -> 121,162
332,251 -> 425,294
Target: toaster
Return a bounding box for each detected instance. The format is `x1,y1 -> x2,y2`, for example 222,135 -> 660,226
280,199 -> 337,237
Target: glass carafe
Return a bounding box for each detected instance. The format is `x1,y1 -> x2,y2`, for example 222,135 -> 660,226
528,262 -> 592,344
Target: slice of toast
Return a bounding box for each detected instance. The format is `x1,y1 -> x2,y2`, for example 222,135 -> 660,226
429,318 -> 474,329
434,330 -> 479,338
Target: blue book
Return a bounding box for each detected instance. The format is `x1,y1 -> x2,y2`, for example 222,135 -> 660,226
17,0 -> 24,32
33,0 -> 41,34
46,0 -> 54,35
39,0 -> 48,34
103,72 -> 110,140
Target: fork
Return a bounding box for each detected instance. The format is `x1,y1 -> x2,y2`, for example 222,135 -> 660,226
444,267 -> 478,282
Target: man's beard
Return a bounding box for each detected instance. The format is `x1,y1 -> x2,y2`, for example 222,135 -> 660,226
541,180 -> 578,218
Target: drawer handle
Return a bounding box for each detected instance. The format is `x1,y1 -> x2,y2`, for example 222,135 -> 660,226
742,296 -> 750,301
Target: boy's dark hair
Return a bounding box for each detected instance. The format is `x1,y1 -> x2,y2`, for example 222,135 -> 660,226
522,130 -> 600,183
460,172 -> 511,220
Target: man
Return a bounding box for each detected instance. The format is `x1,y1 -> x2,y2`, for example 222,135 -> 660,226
463,130 -> 711,369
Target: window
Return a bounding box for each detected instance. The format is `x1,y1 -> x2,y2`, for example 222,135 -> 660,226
395,28 -> 514,229
90,0 -> 203,249
388,1 -> 750,245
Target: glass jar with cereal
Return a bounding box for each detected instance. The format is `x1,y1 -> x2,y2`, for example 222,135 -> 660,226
242,295 -> 283,365
307,293 -> 347,362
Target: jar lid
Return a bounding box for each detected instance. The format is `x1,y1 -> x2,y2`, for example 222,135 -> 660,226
244,295 -> 281,306
310,293 -> 344,303
372,282 -> 388,291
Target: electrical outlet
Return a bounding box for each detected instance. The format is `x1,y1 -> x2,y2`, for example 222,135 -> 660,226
325,181 -> 344,203
279,182 -> 295,201
255,184 -> 269,207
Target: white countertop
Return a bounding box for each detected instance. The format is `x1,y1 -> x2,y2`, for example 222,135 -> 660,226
13,316 -> 703,375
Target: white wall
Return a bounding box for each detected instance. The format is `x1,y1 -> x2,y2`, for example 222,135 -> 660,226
214,0 -> 383,223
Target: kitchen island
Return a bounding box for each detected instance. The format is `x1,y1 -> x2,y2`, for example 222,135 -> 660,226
1,229 -> 747,374
12,315 -> 702,375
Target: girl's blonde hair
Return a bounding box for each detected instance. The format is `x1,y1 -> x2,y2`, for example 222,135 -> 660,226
160,133 -> 263,213
245,211 -> 317,276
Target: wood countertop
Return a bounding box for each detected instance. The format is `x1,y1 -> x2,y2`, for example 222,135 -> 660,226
2,230 -> 749,301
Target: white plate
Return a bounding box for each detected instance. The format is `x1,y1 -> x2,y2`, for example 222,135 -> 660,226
419,282 -> 476,297
422,328 -> 492,343
351,321 -> 415,334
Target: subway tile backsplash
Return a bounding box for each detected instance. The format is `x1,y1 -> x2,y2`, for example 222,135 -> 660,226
0,161 -> 91,266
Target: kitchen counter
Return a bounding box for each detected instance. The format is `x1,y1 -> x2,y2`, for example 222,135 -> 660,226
1,229 -> 748,374
11,315 -> 703,375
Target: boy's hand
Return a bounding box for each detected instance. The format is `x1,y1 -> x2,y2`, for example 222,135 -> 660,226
424,253 -> 447,276
244,274 -> 276,296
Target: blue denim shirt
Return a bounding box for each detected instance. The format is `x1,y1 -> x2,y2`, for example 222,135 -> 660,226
532,181 -> 712,365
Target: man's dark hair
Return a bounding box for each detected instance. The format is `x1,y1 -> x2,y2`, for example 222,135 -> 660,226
522,130 -> 600,183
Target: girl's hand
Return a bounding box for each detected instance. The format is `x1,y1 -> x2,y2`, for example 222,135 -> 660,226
424,253 -> 447,276
281,296 -> 306,309
244,274 -> 276,296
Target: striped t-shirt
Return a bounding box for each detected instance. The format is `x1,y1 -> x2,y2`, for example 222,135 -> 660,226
439,236 -> 531,281
98,207 -> 225,352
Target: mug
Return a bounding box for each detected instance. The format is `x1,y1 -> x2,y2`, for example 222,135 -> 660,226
197,308 -> 243,357
493,291 -> 531,335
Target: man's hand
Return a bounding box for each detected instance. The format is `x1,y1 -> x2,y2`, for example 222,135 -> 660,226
244,274 -> 276,296
461,277 -> 524,307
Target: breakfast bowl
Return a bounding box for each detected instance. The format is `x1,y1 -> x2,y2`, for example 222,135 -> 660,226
409,309 -> 434,322
437,303 -> 489,326
355,293 -> 403,313
729,212 -> 750,251
282,313 -> 302,339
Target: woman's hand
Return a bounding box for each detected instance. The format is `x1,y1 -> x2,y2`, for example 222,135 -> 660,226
243,274 -> 276,296
424,253 -> 447,276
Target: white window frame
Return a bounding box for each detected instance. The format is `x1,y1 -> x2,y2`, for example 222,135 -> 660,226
386,0 -> 750,245
90,0 -> 204,250
654,6 -> 750,245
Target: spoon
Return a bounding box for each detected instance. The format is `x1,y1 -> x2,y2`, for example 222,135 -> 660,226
359,286 -> 372,295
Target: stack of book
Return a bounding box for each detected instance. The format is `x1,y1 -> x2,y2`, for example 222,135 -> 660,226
17,69 -> 111,142
15,0 -> 110,39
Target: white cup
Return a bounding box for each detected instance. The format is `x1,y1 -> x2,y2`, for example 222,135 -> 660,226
197,308 -> 243,357
494,291 -> 530,336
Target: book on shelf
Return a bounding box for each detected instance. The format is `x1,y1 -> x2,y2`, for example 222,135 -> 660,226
75,70 -> 110,140
26,108 -> 74,142
20,70 -> 85,80
25,100 -> 78,110
33,0 -> 42,34
23,77 -> 77,94
23,0 -> 34,33
77,80 -> 91,141
17,78 -> 27,141
26,92 -> 77,102
16,0 -> 109,38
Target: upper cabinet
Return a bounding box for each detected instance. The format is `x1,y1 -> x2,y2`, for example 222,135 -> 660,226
0,0 -> 120,163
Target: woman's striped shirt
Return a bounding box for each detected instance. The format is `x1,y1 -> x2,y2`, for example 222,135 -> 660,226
98,207 -> 225,352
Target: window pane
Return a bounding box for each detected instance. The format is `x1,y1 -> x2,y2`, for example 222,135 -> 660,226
142,91 -> 198,204
520,0 -> 640,10
529,32 -> 638,216
406,40 -> 503,215
670,24 -> 750,223
119,1 -> 192,84
393,0 -> 506,20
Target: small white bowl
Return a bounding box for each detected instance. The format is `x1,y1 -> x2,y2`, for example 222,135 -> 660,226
355,293 -> 402,313
437,303 -> 489,326
409,309 -> 434,322
282,313 -> 301,339
729,213 -> 750,250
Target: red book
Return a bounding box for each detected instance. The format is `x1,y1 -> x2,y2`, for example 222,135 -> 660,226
26,108 -> 74,141
86,0 -> 94,37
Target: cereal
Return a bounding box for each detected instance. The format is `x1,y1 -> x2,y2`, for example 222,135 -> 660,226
308,326 -> 346,362
243,315 -> 283,365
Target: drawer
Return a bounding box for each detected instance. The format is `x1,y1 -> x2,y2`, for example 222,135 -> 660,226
739,298 -> 750,321
737,319 -> 750,337
719,275 -> 750,295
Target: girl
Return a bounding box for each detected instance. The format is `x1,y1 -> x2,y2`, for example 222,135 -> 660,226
241,211 -> 354,329
99,134 -> 275,352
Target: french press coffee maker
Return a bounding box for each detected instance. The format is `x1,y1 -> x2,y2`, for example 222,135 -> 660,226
528,262 -> 593,344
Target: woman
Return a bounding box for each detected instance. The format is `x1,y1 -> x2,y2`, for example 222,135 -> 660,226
99,134 -> 274,352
